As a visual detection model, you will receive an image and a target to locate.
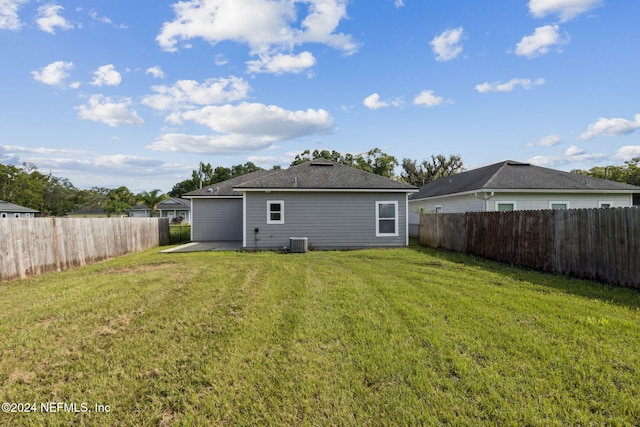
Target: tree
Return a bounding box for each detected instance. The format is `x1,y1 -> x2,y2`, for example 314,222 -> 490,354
571,157 -> 640,186
104,186 -> 136,216
401,154 -> 464,187
289,148 -> 398,178
137,189 -> 169,217
169,162 -> 265,197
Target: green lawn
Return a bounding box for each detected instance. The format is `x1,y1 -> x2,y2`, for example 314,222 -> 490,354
1,244 -> 639,426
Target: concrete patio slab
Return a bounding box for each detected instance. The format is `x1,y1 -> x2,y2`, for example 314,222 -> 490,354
160,241 -> 243,253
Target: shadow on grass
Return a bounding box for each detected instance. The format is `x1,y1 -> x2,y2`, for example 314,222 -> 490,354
407,239 -> 640,310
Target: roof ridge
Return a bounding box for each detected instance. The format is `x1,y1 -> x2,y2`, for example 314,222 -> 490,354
482,160 -> 515,189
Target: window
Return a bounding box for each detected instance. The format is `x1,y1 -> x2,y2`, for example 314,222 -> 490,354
496,202 -> 516,212
549,201 -> 569,210
598,201 -> 612,208
267,200 -> 284,224
14,213 -> 20,218
376,201 -> 398,237
0,213 -> 6,218
434,205 -> 443,213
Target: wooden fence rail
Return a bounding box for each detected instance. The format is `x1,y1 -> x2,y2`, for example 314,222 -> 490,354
419,208 -> 640,289
1,217 -> 170,282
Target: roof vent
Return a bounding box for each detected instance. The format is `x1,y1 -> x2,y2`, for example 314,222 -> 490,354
206,188 -> 213,193
309,159 -> 334,166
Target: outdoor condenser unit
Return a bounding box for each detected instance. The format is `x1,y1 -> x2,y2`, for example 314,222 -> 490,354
289,237 -> 308,253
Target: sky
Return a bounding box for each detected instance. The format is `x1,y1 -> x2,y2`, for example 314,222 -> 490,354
1,0 -> 639,193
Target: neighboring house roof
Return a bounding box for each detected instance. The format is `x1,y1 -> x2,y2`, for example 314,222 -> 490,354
411,160 -> 640,200
234,159 -> 417,191
131,197 -> 192,210
183,170 -> 277,197
65,208 -> 109,216
0,200 -> 38,213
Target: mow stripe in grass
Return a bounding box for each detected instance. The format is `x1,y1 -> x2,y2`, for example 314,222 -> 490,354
0,246 -> 639,425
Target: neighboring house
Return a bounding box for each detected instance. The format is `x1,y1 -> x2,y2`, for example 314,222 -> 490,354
0,200 -> 38,218
184,159 -> 418,250
130,198 -> 192,223
408,160 -> 640,235
65,208 -> 123,218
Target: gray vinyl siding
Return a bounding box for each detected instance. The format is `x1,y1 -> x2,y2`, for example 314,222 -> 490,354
409,194 -> 485,233
244,192 -> 408,250
487,192 -> 633,211
192,198 -> 243,241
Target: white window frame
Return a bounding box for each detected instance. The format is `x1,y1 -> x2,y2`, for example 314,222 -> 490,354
0,213 -> 6,218
376,201 -> 398,237
496,201 -> 517,212
598,201 -> 613,208
266,200 -> 285,224
14,213 -> 20,218
549,201 -> 569,210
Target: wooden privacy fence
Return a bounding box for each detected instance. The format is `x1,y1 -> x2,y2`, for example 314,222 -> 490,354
1,217 -> 170,282
419,208 -> 640,289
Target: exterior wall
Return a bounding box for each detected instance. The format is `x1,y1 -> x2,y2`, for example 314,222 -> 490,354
408,191 -> 634,235
487,192 -> 632,211
0,212 -> 35,218
243,192 -> 409,250
191,198 -> 242,241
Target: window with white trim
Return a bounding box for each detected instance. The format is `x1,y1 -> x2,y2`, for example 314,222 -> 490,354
598,201 -> 612,208
1,213 -> 6,218
267,200 -> 284,224
434,205 -> 443,213
14,213 -> 20,218
496,202 -> 516,212
376,201 -> 398,237
549,201 -> 569,210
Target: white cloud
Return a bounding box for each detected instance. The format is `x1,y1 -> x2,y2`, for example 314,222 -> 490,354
430,27 -> 464,62
36,4 -> 73,34
31,60 -> 74,86
146,66 -> 165,79
155,0 -> 358,74
395,0 -> 405,7
528,0 -> 603,22
148,102 -> 333,154
614,146 -> 640,162
142,76 -> 250,111
91,64 -> 122,86
363,93 -> 402,110
247,51 -> 316,74
76,94 -> 144,127
515,25 -> 569,58
0,0 -> 27,30
529,134 -> 563,147
528,147 -> 607,167
89,10 -> 127,28
1,144 -> 88,156
413,90 -> 446,107
475,78 -> 545,93
580,114 -> 640,140
363,93 -> 388,110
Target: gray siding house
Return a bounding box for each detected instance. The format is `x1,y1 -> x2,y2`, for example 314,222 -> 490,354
0,200 -> 38,218
184,159 -> 417,250
408,160 -> 640,235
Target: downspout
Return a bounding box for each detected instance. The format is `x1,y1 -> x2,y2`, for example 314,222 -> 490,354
242,192 -> 247,248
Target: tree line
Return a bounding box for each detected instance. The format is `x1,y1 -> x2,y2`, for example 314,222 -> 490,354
9,150 -> 636,217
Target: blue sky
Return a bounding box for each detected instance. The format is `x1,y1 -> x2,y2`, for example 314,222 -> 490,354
1,0 -> 639,193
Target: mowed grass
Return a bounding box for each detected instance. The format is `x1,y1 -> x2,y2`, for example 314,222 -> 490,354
1,244 -> 639,426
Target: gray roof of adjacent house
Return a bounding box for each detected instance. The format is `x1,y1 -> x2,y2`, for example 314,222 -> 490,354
131,197 -> 192,210
234,159 -> 417,191
410,160 -> 640,200
0,200 -> 38,213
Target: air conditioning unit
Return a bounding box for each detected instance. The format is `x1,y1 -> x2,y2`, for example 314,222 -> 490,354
289,237 -> 308,253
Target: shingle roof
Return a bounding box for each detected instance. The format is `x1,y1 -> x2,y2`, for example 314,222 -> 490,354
0,200 -> 38,213
410,160 -> 640,200
234,159 -> 417,191
183,169 -> 277,197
